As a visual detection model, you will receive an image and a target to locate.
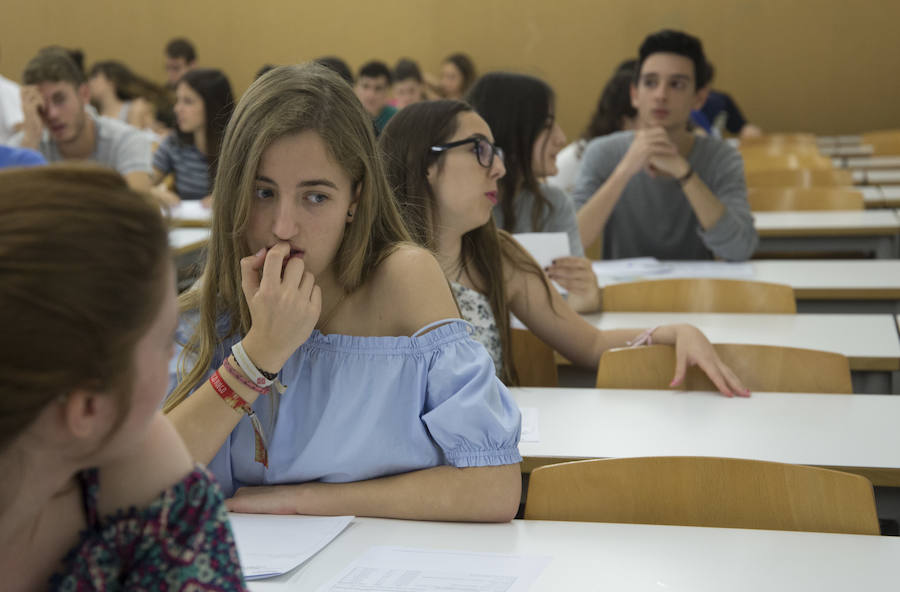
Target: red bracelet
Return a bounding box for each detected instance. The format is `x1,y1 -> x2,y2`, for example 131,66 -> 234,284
209,370 -> 268,467
223,356 -> 270,394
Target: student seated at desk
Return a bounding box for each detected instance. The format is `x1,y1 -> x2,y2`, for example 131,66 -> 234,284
165,64 -> 522,523
151,68 -> 234,207
467,72 -> 601,312
10,48 -> 153,192
572,30 -> 757,261
379,99 -> 747,397
0,165 -> 245,590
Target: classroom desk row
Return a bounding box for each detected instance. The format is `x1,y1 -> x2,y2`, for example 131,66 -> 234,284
247,515 -> 899,591
596,259 -> 900,313
172,209 -> 900,258
513,387 -> 900,486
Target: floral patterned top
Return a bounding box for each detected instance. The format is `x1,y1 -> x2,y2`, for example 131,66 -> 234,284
49,464 -> 247,591
451,281 -> 502,376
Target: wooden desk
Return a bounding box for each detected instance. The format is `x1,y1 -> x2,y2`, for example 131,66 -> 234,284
819,144 -> 874,157
858,185 -> 885,208
247,516 -> 899,591
594,259 -> 900,313
753,210 -> 900,258
881,186 -> 900,207
580,311 -> 900,393
817,134 -> 862,147
513,387 -> 900,487
843,156 -> 900,170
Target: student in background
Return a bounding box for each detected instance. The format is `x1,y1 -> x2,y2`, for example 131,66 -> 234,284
0,47 -> 24,143
0,145 -> 45,168
380,99 -> 747,396
354,60 -> 397,135
10,48 -> 153,191
573,30 -> 757,261
0,165 -> 246,590
548,60 -> 637,195
700,64 -> 762,139
88,60 -> 168,131
314,56 -> 353,85
392,58 -> 427,109
164,64 -> 522,522
152,68 -> 234,206
438,52 -> 476,100
164,38 -> 197,88
467,72 -> 601,313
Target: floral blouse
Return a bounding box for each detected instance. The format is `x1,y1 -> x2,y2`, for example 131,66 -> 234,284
49,464 -> 247,591
451,281 -> 503,376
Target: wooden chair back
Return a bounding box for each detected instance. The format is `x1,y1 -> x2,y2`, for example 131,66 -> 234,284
747,188 -> 864,211
510,328 -> 558,387
524,456 -> 880,535
595,343 -> 853,394
745,168 -> 853,188
601,278 -> 797,314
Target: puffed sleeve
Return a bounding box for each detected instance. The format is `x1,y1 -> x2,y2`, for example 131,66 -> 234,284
421,327 -> 522,467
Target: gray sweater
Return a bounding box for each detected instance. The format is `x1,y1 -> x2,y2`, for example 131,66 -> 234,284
492,183 -> 585,257
572,131 -> 757,261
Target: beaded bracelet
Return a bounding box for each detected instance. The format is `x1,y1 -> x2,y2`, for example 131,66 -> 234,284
223,355 -> 270,395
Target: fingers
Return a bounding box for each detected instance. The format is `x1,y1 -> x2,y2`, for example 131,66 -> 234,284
670,347 -> 687,388
721,364 -> 751,397
694,358 -> 734,398
240,247 -> 267,299
260,243 -> 291,290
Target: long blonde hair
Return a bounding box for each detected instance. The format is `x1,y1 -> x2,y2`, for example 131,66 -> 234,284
166,64 -> 411,410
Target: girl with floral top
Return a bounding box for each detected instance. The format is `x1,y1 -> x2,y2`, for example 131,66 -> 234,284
0,165 -> 245,591
379,99 -> 748,396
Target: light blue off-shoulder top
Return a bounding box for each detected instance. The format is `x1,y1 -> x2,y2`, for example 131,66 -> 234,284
168,316 -> 522,498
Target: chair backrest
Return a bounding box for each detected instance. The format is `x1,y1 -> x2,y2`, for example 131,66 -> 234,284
524,456 -> 880,535
510,328 -> 558,387
745,168 -> 853,188
595,343 -> 853,394
601,278 -> 797,313
747,187 -> 864,211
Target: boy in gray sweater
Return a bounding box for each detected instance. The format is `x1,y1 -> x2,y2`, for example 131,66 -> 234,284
573,30 -> 757,261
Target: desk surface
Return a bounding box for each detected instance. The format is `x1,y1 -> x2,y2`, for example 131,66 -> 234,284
168,227 -> 211,256
513,387 -> 900,484
248,516 -> 899,592
582,311 -> 900,371
753,210 -> 900,236
595,259 -> 900,300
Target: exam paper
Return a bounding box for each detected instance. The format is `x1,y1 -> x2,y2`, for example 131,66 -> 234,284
168,199 -> 212,223
511,232 -> 570,269
519,406 -> 540,443
316,546 -> 551,592
229,513 -> 354,580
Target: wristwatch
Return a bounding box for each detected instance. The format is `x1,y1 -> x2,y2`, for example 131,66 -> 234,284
678,165 -> 694,185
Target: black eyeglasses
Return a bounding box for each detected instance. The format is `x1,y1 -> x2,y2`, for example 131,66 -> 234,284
430,137 -> 504,169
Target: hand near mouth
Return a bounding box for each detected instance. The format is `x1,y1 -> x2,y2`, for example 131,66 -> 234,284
238,242 -> 322,374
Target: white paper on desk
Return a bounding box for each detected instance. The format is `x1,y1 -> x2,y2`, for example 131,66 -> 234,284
169,200 -> 212,222
657,261 -> 754,280
512,232 -> 570,269
591,257 -> 667,282
519,406 -> 540,443
229,513 -> 354,580
315,546 -> 551,592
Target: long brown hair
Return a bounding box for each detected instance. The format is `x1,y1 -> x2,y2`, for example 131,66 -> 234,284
0,165 -> 169,451
379,100 -> 552,385
166,63 -> 411,410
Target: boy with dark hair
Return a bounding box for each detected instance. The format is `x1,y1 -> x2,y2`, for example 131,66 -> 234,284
573,29 -> 757,261
164,38 -> 197,87
354,60 -> 397,135
392,58 -> 426,109
10,48 -> 152,190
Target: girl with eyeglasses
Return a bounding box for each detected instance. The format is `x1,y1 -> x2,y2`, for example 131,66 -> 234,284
379,99 -> 748,396
466,72 -> 603,313
164,65 -> 522,522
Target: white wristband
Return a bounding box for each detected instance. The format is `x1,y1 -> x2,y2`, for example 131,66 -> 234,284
231,341 -> 286,393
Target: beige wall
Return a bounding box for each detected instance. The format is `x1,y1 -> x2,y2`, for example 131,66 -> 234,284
2,0 -> 898,137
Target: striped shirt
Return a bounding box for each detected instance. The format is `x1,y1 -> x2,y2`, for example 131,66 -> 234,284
152,134 -> 211,201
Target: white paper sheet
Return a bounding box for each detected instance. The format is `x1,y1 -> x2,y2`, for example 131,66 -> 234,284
168,199 -> 212,223
315,546 -> 551,592
592,259 -> 755,284
511,232 -> 570,269
591,257 -> 667,282
229,513 -> 354,580
519,406 -> 540,443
